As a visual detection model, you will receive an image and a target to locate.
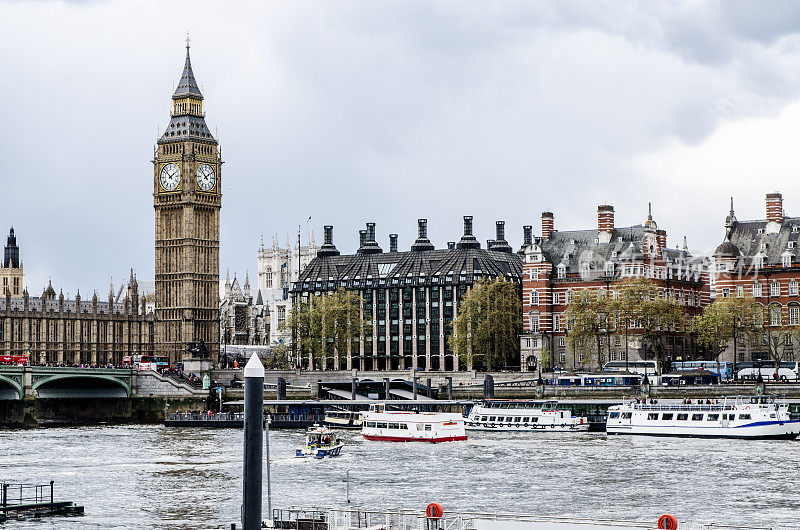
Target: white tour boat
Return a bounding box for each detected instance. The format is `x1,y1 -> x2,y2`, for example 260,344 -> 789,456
465,400 -> 590,432
323,409 -> 363,430
295,425 -> 344,458
361,403 -> 467,443
606,396 -> 800,439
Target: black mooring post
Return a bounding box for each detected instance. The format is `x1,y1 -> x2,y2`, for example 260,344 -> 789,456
384,377 -> 390,400
426,378 -> 432,399
50,480 -> 54,505
351,377 -> 358,400
484,374 -> 495,399
413,377 -> 418,400
242,354 -> 264,530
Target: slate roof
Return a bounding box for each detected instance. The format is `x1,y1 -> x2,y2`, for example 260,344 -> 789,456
536,225 -> 697,274
294,247 -> 522,292
722,217 -> 800,266
159,46 -> 216,145
173,46 -> 203,99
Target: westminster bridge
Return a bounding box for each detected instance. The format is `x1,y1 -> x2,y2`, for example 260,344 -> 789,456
0,366 -> 132,400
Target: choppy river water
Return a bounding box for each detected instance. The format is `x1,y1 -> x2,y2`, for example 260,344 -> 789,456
1,426 -> 799,528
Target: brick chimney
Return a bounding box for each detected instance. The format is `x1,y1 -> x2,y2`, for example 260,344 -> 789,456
541,212 -> 554,239
389,234 -> 398,253
597,205 -> 614,243
767,193 -> 784,224
656,229 -> 667,250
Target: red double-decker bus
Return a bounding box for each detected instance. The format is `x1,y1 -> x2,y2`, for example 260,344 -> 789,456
0,355 -> 29,366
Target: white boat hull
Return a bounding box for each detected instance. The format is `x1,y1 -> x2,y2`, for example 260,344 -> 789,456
606,422 -> 800,439
466,423 -> 589,432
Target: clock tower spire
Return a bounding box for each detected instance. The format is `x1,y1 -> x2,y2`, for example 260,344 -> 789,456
153,40 -> 222,364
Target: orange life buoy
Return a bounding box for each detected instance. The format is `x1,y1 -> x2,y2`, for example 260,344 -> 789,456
658,514 -> 678,529
426,502 -> 444,519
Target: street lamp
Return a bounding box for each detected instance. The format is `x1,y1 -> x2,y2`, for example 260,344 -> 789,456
733,315 -> 739,382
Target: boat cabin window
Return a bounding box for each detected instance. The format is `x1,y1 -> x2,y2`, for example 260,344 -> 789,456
707,414 -> 719,421
388,423 -> 399,429
531,417 -> 538,422
647,413 -> 658,420
622,412 -> 632,419
376,422 -> 387,429
481,416 -> 488,421
609,412 -> 620,419
661,413 -> 673,420
489,416 -> 496,421
738,414 -> 751,420
523,417 -> 530,422
399,423 -> 409,430
677,414 -> 688,421
691,414 -> 703,421
366,422 -> 376,428
424,424 -> 432,431
514,417 -> 521,422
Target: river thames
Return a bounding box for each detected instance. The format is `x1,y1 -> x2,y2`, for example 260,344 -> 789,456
1,425 -> 798,528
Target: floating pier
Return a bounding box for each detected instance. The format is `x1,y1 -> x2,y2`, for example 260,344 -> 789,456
0,481 -> 84,522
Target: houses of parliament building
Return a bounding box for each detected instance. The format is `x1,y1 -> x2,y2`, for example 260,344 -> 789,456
0,41 -> 221,365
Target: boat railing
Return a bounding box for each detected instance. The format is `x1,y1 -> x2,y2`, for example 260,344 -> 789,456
273,506 -> 772,530
167,412 -> 244,422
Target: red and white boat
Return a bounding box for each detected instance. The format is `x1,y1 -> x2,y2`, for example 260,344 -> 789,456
360,402 -> 467,443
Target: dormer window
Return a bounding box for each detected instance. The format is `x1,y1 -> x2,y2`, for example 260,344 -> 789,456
783,255 -> 792,268
605,262 -> 614,276
754,256 -> 764,269
790,242 -> 795,249
557,265 -> 566,279
757,228 -> 764,234
611,251 -> 618,258
617,237 -> 623,242
580,263 -> 590,278
794,226 -> 799,233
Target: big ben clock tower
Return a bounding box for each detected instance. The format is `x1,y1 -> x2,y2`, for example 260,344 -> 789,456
154,39 -> 221,363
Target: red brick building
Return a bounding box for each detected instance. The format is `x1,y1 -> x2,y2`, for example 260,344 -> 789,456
519,205 -> 709,372
711,192 -> 800,363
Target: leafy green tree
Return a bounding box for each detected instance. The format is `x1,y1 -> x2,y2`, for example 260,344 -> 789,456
451,278 -> 522,371
288,288 -> 371,370
614,277 -> 687,373
565,289 -> 613,370
694,296 -> 760,375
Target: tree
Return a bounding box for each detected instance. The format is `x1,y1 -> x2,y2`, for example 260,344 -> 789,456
287,288 -> 371,370
564,289 -> 613,370
694,296 -> 760,373
451,278 -> 522,371
615,277 -> 687,374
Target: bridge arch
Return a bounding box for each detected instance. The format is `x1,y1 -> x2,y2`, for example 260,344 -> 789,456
32,373 -> 131,398
0,374 -> 23,400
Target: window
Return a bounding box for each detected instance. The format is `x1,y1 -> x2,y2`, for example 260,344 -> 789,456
554,315 -> 561,331
662,413 -> 673,420
558,336 -> 565,347
530,291 -> 539,306
771,305 -> 781,326
707,414 -> 719,421
557,265 -> 566,279
424,424 -> 432,431
530,269 -> 538,281
677,414 -> 688,421
736,286 -> 744,297
580,263 -> 590,278
559,352 -> 566,363
566,290 -> 574,303
722,288 -> 730,298
753,283 -> 763,297
553,292 -> 560,305
791,306 -> 799,326
609,412 -> 620,419
691,414 -> 703,421
605,262 -> 614,276
647,413 -> 658,420
277,306 -> 286,330
738,414 -> 751,420
783,255 -> 792,267
615,335 -> 621,346
622,412 -> 632,419
791,280 -> 799,296
531,314 -> 540,333
771,281 -> 780,297
755,256 -> 764,269
532,336 -> 538,347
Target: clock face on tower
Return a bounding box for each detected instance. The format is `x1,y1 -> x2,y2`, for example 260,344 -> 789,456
196,164 -> 216,191
160,163 -> 181,191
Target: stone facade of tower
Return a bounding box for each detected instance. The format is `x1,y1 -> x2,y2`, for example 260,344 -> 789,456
153,43 -> 222,364
1,228 -> 23,298
257,232 -> 318,345
220,271 -> 269,348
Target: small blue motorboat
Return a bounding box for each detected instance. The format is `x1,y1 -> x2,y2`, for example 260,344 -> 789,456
296,424 -> 344,459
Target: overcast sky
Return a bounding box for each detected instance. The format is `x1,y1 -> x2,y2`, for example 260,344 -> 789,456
3,0 -> 800,296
